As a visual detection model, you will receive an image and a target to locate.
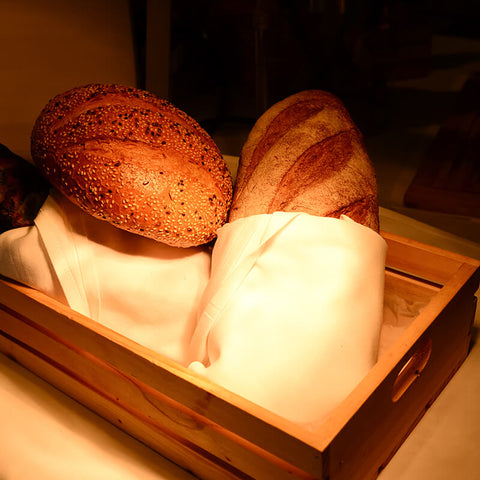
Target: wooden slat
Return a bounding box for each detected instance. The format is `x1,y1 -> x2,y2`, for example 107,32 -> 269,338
382,230 -> 480,285
0,316 -> 313,480
0,332 -> 245,480
0,277 -> 323,479
384,268 -> 439,301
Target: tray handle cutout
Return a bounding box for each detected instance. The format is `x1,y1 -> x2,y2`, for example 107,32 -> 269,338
392,338 -> 432,402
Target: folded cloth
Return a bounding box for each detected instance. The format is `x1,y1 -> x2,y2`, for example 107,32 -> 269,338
0,192 -> 387,427
0,189 -> 211,366
188,212 -> 387,427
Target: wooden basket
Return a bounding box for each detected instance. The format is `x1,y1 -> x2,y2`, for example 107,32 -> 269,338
0,231 -> 478,480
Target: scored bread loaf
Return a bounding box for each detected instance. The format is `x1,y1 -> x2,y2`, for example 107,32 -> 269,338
229,90 -> 379,231
31,83 -> 233,248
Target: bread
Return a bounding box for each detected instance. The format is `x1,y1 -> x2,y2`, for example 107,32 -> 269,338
0,143 -> 50,233
31,83 -> 233,247
229,90 -> 379,231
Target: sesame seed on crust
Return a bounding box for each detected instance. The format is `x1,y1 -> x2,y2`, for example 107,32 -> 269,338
31,83 -> 233,247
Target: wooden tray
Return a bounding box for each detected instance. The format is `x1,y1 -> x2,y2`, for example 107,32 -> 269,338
0,231 -> 478,480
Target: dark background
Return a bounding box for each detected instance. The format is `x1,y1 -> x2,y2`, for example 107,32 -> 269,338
131,0 -> 480,142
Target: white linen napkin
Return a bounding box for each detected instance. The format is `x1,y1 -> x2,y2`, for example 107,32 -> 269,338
0,191 -> 387,427
0,189 -> 211,366
188,212 -> 387,426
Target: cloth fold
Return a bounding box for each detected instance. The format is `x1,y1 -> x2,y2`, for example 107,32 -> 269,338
0,190 -> 211,366
188,212 -> 387,426
0,195 -> 387,426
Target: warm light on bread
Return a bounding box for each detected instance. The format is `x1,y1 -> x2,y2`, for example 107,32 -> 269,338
31,83 -> 233,247
229,90 -> 379,231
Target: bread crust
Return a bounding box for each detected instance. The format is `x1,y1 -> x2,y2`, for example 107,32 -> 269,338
0,143 -> 50,233
31,83 -> 233,247
229,90 -> 379,231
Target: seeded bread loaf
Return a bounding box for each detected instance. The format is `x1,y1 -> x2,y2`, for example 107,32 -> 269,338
0,143 -> 50,233
229,90 -> 379,231
31,83 -> 233,247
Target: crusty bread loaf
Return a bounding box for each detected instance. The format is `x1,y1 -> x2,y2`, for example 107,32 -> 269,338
229,90 -> 379,231
31,83 -> 233,247
0,143 -> 50,233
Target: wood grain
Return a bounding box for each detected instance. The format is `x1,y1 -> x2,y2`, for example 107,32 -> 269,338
0,233 -> 479,479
